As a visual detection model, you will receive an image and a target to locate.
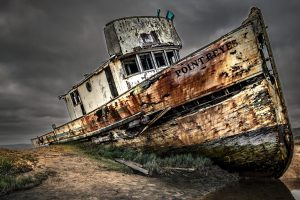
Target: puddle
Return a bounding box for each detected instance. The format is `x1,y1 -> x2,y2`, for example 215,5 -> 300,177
292,190 -> 300,200
203,179 -> 299,200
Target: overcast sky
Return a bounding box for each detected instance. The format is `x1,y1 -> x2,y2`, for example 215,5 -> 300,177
0,0 -> 299,145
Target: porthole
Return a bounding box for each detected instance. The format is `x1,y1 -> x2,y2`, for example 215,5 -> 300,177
86,82 -> 92,92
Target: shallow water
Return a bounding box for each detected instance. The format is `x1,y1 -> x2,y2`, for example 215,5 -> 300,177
203,179 -> 300,200
292,190 -> 300,200
283,179 -> 300,200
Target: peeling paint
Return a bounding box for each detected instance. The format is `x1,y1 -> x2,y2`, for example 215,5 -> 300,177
104,17 -> 182,56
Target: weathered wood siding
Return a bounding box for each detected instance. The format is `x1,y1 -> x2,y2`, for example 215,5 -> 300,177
114,79 -> 280,149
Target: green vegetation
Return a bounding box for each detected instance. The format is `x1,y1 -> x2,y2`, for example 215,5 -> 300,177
75,143 -> 213,175
0,149 -> 34,175
0,171 -> 52,195
0,148 -> 50,196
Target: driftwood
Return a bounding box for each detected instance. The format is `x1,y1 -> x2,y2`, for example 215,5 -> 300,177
114,158 -> 149,175
162,167 -> 196,172
114,158 -> 197,176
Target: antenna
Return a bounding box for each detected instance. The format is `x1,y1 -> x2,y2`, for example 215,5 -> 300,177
156,9 -> 161,17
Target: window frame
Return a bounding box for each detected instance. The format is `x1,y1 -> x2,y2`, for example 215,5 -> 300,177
137,52 -> 155,72
165,50 -> 176,65
70,89 -> 81,106
140,33 -> 154,43
122,49 -> 180,78
153,51 -> 168,68
122,55 -> 141,77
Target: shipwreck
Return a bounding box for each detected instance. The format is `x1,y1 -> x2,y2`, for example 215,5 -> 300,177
32,7 -> 294,178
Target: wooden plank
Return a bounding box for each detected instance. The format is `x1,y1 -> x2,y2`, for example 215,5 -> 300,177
114,158 -> 149,175
139,107 -> 171,135
163,167 -> 196,172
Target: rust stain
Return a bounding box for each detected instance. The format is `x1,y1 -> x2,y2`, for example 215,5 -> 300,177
115,79 -> 278,149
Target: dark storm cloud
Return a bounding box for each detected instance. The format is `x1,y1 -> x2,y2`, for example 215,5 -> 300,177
0,0 -> 300,145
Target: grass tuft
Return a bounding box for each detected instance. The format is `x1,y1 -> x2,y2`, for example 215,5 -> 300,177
0,158 -> 14,176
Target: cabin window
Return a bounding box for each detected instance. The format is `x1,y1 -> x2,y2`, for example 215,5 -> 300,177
70,93 -> 76,105
123,55 -> 140,76
122,49 -> 179,77
166,50 -> 176,65
86,82 -> 92,92
154,52 -> 167,68
74,90 -> 81,104
140,31 -> 158,44
139,53 -> 154,71
141,33 -> 154,43
70,89 -> 86,115
70,90 -> 81,106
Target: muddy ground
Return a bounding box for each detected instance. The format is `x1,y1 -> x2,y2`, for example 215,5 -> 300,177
1,144 -> 299,200
0,145 -> 237,200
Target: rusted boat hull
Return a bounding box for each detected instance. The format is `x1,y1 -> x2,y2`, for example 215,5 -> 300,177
31,8 -> 294,178
111,79 -> 292,178
195,124 -> 290,177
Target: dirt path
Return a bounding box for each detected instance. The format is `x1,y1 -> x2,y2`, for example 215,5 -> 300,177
1,146 -> 235,200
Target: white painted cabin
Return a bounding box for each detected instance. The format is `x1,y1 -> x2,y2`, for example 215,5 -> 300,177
60,16 -> 182,120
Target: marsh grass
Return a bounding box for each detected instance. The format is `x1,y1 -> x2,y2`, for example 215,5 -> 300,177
75,143 -> 212,175
0,148 -> 50,196
0,158 -> 13,176
0,171 -> 52,195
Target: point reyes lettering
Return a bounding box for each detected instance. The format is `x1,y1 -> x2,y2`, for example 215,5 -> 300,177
175,40 -> 238,77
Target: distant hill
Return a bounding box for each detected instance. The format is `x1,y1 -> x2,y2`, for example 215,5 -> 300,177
0,143 -> 33,150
